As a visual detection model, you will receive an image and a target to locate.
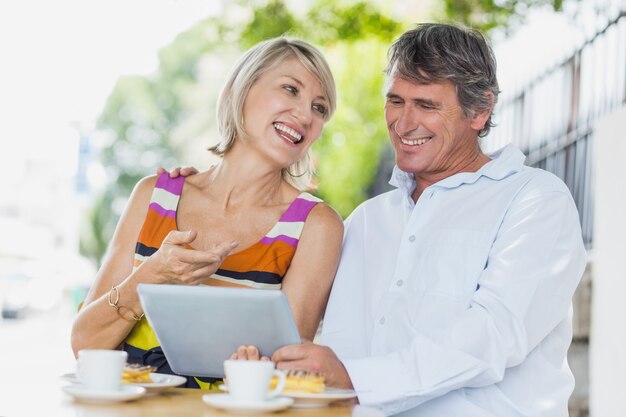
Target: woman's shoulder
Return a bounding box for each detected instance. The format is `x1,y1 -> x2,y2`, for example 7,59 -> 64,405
303,197 -> 344,234
125,175 -> 159,205
134,174 -> 159,192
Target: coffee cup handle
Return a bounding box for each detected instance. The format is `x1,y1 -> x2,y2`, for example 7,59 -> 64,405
268,370 -> 286,398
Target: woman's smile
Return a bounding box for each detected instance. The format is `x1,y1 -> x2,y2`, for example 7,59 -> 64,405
273,122 -> 304,145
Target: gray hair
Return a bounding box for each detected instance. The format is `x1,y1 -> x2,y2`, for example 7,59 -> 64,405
211,37 -> 336,191
386,23 -> 500,137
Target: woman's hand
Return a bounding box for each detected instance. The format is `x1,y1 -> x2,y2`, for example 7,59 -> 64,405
144,230 -> 238,285
230,345 -> 270,361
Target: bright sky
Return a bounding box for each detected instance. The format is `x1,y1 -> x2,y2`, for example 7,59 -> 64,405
0,0 -> 222,171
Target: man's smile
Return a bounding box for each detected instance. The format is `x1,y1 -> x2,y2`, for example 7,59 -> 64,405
400,137 -> 432,146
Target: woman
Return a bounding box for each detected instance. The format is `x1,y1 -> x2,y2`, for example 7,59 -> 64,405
71,37 -> 343,389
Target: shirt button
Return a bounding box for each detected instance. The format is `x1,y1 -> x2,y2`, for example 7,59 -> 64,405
379,317 -> 386,325
408,235 -> 416,242
396,280 -> 403,287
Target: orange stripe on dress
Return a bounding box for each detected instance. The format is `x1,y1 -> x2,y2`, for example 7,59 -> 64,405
137,209 -> 177,249
219,240 -> 296,275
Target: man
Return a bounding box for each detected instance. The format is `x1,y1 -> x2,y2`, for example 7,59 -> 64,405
272,23 -> 586,417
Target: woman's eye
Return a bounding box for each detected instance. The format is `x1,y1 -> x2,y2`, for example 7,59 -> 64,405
284,85 -> 298,94
313,103 -> 327,116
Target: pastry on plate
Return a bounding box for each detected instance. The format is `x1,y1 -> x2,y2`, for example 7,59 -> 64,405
122,364 -> 156,383
270,370 -> 325,394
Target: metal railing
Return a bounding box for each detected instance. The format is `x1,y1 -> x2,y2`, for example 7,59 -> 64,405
486,11 -> 626,247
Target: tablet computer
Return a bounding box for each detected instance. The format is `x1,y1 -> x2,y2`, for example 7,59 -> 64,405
137,284 -> 301,377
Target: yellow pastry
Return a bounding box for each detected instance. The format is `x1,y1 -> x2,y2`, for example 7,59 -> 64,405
270,370 -> 325,394
122,364 -> 156,383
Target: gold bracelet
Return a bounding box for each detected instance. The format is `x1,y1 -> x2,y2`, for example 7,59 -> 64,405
108,286 -> 144,321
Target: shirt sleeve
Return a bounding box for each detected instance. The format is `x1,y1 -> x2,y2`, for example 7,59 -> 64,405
340,188 -> 587,414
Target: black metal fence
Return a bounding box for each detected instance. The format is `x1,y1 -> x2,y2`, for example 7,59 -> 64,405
486,11 -> 626,247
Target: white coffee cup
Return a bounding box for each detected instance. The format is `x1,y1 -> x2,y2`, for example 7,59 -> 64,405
76,349 -> 128,391
224,360 -> 286,402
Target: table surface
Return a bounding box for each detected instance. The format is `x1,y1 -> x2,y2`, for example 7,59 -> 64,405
3,378 -> 357,417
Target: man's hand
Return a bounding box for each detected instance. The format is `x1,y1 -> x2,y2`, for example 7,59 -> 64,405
272,341 -> 354,390
156,166 -> 199,178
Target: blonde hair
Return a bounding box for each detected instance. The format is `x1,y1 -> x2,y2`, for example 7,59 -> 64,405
210,37 -> 336,191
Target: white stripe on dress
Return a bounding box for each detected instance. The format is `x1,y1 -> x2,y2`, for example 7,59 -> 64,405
152,187 -> 180,211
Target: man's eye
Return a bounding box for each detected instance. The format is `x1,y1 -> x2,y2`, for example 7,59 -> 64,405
386,98 -> 402,105
313,103 -> 327,116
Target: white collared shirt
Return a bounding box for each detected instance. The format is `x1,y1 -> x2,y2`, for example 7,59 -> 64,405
322,144 -> 587,417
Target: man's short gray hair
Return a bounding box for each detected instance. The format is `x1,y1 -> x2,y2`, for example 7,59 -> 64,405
211,37 -> 336,191
386,23 -> 500,137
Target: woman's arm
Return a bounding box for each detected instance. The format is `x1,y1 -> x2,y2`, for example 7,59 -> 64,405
281,203 -> 344,341
71,176 -> 156,355
71,175 -> 237,357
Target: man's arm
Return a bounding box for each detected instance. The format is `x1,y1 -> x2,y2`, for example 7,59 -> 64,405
276,188 -> 586,415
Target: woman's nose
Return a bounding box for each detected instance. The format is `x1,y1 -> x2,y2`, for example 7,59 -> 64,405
290,101 -> 312,126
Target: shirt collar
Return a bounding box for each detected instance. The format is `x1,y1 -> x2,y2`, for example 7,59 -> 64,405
388,143 -> 526,195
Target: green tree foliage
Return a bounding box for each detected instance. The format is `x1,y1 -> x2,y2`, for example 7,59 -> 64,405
83,0 -> 564,264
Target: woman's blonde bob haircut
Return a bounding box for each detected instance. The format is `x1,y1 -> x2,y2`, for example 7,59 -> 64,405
209,37 -> 336,191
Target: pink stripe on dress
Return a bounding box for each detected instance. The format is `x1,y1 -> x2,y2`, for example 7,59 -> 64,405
260,235 -> 299,248
149,202 -> 177,219
155,173 -> 184,195
280,198 -> 318,222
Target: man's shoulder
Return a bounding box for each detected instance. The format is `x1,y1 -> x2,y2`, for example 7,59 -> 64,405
516,165 -> 572,195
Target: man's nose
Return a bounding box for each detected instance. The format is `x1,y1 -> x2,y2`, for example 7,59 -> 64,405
394,106 -> 418,136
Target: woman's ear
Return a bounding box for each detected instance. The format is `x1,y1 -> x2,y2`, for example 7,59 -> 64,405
469,91 -> 494,132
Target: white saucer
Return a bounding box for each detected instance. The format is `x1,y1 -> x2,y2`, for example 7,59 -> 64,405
62,384 -> 146,404
131,373 -> 187,392
202,393 -> 294,414
61,372 -> 186,392
284,388 -> 357,408
219,385 -> 356,409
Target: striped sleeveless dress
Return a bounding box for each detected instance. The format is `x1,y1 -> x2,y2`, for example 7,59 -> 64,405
123,173 -> 321,389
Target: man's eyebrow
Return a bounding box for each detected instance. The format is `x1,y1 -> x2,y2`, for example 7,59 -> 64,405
283,75 -> 327,102
386,92 -> 401,99
385,93 -> 439,107
412,98 -> 439,107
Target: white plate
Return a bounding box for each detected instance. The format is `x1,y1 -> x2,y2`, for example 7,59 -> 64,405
62,384 -> 146,404
219,385 -> 357,409
202,393 -> 294,414
61,372 -> 186,392
131,373 -> 187,391
282,388 -> 357,409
